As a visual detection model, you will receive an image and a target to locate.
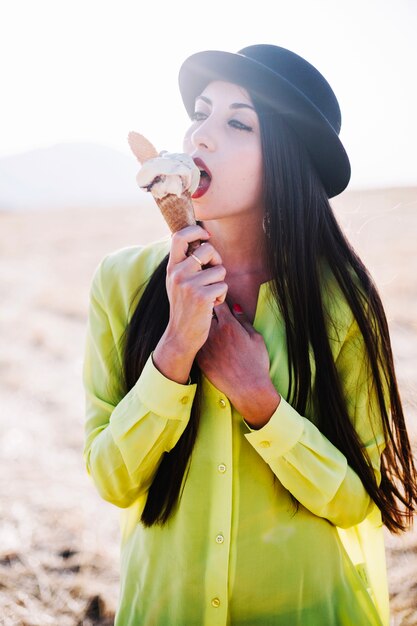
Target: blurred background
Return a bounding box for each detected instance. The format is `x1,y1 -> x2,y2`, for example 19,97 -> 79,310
0,0 -> 416,624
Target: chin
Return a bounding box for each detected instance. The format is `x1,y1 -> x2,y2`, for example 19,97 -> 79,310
193,208 -> 222,223
192,200 -> 214,221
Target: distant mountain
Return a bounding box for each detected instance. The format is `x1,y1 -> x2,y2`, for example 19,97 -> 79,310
2,144 -> 415,213
0,143 -> 152,211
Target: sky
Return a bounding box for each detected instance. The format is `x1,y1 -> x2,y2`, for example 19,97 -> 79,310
1,0 -> 416,189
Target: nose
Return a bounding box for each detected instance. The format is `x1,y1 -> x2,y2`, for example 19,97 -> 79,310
185,118 -> 216,153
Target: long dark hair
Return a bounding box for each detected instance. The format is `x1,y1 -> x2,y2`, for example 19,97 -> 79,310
121,95 -> 417,531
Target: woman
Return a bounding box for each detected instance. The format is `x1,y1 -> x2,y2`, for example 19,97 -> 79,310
83,45 -> 417,625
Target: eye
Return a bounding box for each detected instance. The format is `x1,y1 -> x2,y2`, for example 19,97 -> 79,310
229,119 -> 253,132
190,111 -> 207,122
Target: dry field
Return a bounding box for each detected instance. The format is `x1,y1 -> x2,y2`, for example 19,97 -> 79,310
0,187 -> 416,625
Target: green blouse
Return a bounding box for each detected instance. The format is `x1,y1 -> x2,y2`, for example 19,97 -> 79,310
83,238 -> 389,626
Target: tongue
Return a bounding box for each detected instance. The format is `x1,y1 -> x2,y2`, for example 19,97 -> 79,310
192,174 -> 211,199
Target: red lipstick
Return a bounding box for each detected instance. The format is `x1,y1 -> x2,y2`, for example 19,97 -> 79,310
192,157 -> 212,199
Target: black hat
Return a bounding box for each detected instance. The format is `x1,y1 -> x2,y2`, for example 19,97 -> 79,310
178,44 -> 351,198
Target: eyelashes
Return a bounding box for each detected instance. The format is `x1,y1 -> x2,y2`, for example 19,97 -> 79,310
190,111 -> 207,122
228,119 -> 253,132
191,111 -> 253,132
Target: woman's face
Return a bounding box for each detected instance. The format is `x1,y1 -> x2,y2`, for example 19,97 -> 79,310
183,81 -> 263,221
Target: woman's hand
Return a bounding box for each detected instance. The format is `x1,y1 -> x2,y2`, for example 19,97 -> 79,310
153,225 -> 228,384
197,302 -> 281,428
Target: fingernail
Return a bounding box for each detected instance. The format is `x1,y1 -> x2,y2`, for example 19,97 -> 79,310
233,303 -> 243,314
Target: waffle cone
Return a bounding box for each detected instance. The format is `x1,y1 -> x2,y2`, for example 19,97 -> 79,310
128,131 -> 158,163
156,191 -> 200,253
156,191 -> 196,231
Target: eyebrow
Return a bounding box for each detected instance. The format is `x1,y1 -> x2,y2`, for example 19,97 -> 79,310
195,95 -> 255,111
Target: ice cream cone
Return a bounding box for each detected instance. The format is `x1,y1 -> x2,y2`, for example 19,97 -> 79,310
128,130 -> 201,252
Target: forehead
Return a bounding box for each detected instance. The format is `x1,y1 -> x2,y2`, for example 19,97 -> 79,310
196,80 -> 253,105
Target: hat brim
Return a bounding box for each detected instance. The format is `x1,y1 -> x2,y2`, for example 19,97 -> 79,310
178,50 -> 350,198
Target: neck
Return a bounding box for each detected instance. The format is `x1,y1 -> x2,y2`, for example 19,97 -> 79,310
201,213 -> 269,280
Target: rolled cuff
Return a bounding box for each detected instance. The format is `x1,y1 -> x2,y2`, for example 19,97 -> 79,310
244,396 -> 304,460
134,353 -> 197,420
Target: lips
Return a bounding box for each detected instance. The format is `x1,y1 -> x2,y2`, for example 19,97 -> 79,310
192,157 -> 212,199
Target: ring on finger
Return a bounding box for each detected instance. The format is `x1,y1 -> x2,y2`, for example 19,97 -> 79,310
190,253 -> 203,269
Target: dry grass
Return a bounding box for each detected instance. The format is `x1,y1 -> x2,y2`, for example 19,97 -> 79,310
0,188 -> 416,625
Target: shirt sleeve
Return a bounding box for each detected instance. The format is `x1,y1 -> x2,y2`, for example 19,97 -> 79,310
244,316 -> 387,529
82,258 -> 197,509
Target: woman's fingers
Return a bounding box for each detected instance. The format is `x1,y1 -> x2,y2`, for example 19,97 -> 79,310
169,226 -> 210,265
186,242 -> 223,269
165,225 -> 228,336
168,239 -> 224,289
189,264 -> 227,287
213,300 -> 259,337
204,282 -> 228,306
231,302 -> 258,336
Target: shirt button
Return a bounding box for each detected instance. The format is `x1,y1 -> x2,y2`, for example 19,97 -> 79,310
211,597 -> 221,608
180,396 -> 189,405
215,534 -> 224,544
218,463 -> 226,473
219,398 -> 226,408
260,440 -> 271,448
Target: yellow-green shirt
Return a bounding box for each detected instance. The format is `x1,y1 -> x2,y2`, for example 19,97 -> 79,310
83,238 -> 389,626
